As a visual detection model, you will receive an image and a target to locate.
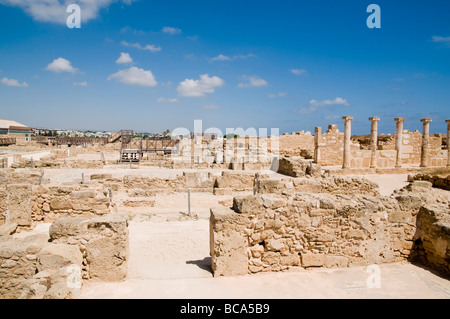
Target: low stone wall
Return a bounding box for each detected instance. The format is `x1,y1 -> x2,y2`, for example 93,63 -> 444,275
0,183 -> 115,234
0,214 -> 129,299
258,176 -> 380,197
210,181 -> 449,277
413,205 -> 450,276
0,234 -> 82,299
32,186 -> 114,223
277,156 -> 321,177
409,173 -> 450,191
50,214 -> 129,281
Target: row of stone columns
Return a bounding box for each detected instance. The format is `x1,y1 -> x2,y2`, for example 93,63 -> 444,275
338,117 -> 450,169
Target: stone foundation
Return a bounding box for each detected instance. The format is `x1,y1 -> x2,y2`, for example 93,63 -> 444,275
210,181 -> 449,277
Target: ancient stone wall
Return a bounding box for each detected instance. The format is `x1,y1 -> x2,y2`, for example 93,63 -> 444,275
413,205 -> 450,276
258,176 -> 380,197
0,214 -> 129,299
410,173 -> 450,191
210,180 -> 449,277
0,234 -> 82,299
50,215 -> 129,281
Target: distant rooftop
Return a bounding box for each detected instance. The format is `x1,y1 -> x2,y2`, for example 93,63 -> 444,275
0,119 -> 31,130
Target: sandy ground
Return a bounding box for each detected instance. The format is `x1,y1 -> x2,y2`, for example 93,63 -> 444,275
352,174 -> 409,196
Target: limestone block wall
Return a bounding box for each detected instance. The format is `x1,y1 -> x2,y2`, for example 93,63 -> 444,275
258,176 -> 380,197
0,180 -> 115,233
410,173 -> 450,191
49,215 -> 129,281
379,131 -> 446,166
413,205 -> 450,276
0,234 -> 82,299
31,186 -> 114,223
210,181 -> 449,277
121,175 -> 186,194
278,133 -> 314,157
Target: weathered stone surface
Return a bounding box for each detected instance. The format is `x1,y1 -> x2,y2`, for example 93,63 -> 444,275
214,171 -> 254,190
0,223 -> 17,236
210,184 -> 449,276
184,171 -> 214,189
301,253 -> 325,268
50,199 -> 73,211
413,205 -> 450,275
49,214 -> 129,282
210,208 -> 248,277
37,244 -> 83,272
7,184 -> 32,227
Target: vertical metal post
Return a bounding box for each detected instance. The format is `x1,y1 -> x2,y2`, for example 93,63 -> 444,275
108,188 -> 113,203
188,189 -> 191,217
39,175 -> 42,185
2,158 -> 4,169
81,173 -> 84,184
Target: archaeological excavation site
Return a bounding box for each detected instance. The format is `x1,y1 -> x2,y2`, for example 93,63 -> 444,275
0,116 -> 449,299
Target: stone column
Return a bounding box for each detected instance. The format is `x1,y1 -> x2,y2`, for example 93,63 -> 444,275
447,119 -> 450,167
314,127 -> 321,164
342,116 -> 353,169
394,118 -> 405,168
420,118 -> 432,168
369,117 -> 380,168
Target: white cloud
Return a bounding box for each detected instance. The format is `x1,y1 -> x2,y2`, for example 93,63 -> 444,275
157,97 -> 178,103
268,92 -> 287,98
1,77 -> 28,87
73,81 -> 87,86
121,41 -> 161,52
108,67 -> 157,87
291,68 -> 308,76
46,57 -> 78,73
116,52 -> 133,64
300,97 -> 350,114
0,0 -> 135,24
211,54 -> 232,62
161,26 -> 182,34
120,26 -> 145,35
202,104 -> 219,110
238,75 -> 268,88
210,53 -> 255,62
177,74 -> 224,97
432,35 -> 450,45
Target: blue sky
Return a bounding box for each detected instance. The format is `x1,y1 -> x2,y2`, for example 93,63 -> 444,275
0,0 -> 449,135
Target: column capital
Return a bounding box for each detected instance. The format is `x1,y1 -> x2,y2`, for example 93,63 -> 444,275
420,118 -> 432,124
369,117 -> 380,122
445,119 -> 450,124
394,117 -> 405,123
342,116 -> 354,121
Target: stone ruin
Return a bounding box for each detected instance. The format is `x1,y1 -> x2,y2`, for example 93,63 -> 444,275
210,179 -> 450,277
0,215 -> 129,299
0,115 -> 449,299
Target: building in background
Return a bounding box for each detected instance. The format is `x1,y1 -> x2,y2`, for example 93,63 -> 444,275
0,119 -> 32,143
